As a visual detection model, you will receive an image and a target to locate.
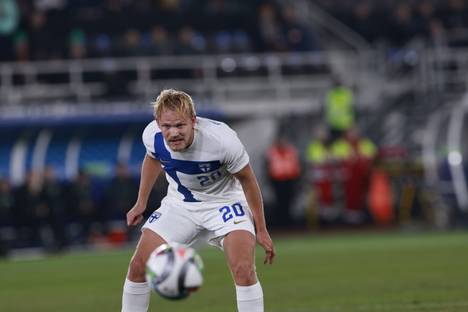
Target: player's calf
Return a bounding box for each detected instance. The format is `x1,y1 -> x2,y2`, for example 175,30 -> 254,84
127,254 -> 147,282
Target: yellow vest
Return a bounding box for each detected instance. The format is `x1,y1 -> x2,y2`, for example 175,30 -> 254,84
325,87 -> 354,131
330,139 -> 352,160
358,139 -> 377,158
306,141 -> 328,164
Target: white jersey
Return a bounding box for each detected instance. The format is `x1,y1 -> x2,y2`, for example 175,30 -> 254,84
142,117 -> 249,203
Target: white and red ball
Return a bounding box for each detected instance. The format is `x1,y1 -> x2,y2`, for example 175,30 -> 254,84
145,243 -> 204,300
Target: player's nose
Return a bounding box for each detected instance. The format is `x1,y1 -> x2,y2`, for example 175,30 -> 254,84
168,128 -> 180,136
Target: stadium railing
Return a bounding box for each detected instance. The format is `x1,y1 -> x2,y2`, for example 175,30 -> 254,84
0,51 -> 379,117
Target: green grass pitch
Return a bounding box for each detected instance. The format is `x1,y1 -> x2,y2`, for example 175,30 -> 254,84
1,231 -> 467,312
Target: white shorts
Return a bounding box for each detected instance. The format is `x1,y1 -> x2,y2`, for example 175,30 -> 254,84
142,197 -> 256,249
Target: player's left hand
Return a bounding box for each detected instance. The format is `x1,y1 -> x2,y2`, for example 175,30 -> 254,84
256,230 -> 275,265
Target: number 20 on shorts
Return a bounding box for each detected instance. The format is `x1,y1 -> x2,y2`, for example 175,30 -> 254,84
219,203 -> 245,222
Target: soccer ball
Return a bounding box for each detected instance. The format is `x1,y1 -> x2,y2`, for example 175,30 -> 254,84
145,243 -> 204,300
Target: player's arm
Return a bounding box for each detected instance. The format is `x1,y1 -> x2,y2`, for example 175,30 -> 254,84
127,154 -> 163,226
234,164 -> 275,264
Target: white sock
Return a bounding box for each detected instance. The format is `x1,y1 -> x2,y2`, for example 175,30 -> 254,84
121,278 -> 151,312
236,282 -> 264,312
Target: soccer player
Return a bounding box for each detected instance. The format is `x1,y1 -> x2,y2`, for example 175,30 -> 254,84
121,89 -> 275,312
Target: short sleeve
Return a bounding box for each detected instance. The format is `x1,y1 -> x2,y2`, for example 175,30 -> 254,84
223,128 -> 249,174
142,121 -> 157,159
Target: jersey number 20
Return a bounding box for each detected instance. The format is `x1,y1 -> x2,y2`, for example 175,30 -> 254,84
219,203 -> 245,222
197,170 -> 222,186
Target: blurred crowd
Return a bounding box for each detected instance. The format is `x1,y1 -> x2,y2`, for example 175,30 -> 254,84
265,79 -> 431,230
2,0 -> 468,64
320,0 -> 468,49
0,0 -> 319,62
265,79 -> 375,228
0,162 -> 167,255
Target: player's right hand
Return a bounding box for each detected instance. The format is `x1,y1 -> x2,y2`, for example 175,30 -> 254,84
256,229 -> 275,265
126,203 -> 146,226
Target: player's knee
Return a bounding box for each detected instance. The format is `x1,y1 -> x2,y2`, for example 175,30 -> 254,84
231,262 -> 256,285
128,255 -> 147,281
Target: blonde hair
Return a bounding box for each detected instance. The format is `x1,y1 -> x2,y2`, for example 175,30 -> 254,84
152,89 -> 196,120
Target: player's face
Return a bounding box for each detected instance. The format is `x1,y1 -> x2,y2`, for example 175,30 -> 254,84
157,109 -> 196,152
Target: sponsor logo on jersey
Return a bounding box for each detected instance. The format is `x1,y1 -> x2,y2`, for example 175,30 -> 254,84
233,219 -> 246,225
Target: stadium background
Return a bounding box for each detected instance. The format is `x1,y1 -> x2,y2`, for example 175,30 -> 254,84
1,0 -> 468,311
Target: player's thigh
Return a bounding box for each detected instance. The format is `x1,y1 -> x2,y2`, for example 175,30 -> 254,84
223,230 -> 256,270
127,229 -> 167,281
132,228 -> 167,265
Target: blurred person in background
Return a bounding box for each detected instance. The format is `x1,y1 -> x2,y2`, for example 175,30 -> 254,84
13,31 -> 29,62
106,162 -> 137,215
105,162 -> 138,240
388,3 -> 419,47
0,0 -> 19,61
342,128 -> 377,224
282,5 -> 318,52
68,28 -> 87,59
175,26 -> 206,55
117,28 -> 146,57
0,177 -> 14,257
38,166 -> 68,251
324,76 -> 355,142
257,2 -> 286,52
121,89 -> 275,312
348,1 -> 377,44
13,171 -> 42,248
329,128 -> 377,224
147,25 -> 173,56
306,124 -> 376,226
429,18 -> 448,50
28,10 -> 56,60
306,127 -> 340,225
266,133 -> 301,228
0,0 -> 18,35
67,169 -> 96,244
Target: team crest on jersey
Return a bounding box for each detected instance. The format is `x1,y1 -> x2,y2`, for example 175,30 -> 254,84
199,163 -> 211,172
148,211 -> 162,223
